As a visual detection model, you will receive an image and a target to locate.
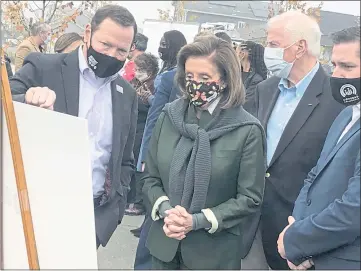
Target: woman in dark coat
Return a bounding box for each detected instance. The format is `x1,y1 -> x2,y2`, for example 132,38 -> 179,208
126,53 -> 159,216
143,35 -> 266,270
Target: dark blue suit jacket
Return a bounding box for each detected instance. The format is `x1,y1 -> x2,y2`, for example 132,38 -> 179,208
284,106 -> 360,269
136,68 -> 180,171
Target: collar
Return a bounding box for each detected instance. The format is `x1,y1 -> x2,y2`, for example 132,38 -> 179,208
28,36 -> 41,52
278,62 -> 320,98
207,96 -> 221,115
78,46 -> 89,75
78,46 -> 119,83
353,103 -> 360,117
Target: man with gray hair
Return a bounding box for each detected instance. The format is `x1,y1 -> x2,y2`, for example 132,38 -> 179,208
278,26 -> 360,270
243,10 -> 344,269
14,22 -> 51,71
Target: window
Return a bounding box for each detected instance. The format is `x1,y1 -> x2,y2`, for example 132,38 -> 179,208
238,21 -> 246,28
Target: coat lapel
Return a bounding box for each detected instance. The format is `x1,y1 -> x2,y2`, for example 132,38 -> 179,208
269,68 -> 324,167
61,50 -> 80,116
318,119 -> 360,174
111,80 -> 124,177
28,37 -> 41,53
322,111 -> 352,158
244,70 -> 255,89
258,79 -> 280,130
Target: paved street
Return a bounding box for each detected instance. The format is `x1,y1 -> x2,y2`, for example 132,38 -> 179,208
98,215 -> 144,269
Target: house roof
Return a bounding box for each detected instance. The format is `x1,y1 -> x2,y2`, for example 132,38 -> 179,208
183,1 -> 269,21
184,1 -> 359,45
320,10 -> 359,35
319,10 -> 359,46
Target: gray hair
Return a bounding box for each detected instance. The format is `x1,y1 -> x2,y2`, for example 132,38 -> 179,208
268,11 -> 322,57
176,35 -> 245,108
31,22 -> 51,36
134,53 -> 159,77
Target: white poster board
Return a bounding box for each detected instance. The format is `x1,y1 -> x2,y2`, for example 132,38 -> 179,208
2,102 -> 98,269
142,19 -> 200,63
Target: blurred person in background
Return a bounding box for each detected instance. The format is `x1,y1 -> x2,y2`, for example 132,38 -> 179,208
137,30 -> 187,175
193,30 -> 213,41
237,41 -> 268,91
134,29 -> 187,270
125,52 -> 159,218
121,33 -> 148,82
214,31 -> 232,44
238,41 -> 268,114
15,22 -> 51,71
156,30 -> 187,78
54,32 -> 83,53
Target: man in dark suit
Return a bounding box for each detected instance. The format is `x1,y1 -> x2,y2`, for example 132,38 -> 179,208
245,11 -> 345,269
278,26 -> 360,270
10,5 -> 138,248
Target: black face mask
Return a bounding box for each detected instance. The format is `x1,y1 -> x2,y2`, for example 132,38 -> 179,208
158,46 -> 170,61
87,43 -> 125,78
330,77 -> 360,106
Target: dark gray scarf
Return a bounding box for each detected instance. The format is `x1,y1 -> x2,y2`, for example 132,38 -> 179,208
163,98 -> 263,214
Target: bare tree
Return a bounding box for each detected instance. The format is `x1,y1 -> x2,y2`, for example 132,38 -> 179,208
2,1 -> 93,41
268,0 -> 323,22
157,0 -> 196,22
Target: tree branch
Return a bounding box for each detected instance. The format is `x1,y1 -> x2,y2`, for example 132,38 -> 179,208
44,0 -> 51,8
27,4 -> 41,21
19,9 -> 31,34
46,0 -> 59,23
42,0 -> 46,20
31,0 -> 42,11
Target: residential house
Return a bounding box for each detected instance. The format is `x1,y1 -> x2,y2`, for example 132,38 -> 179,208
183,1 -> 359,58
318,11 -> 360,62
183,1 -> 270,41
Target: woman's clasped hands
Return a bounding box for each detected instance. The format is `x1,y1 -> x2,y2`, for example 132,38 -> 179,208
163,205 -> 193,241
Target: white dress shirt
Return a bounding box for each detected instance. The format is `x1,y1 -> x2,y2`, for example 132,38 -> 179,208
338,103 -> 360,144
78,47 -> 118,197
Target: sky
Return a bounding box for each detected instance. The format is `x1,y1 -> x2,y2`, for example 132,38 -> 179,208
111,1 -> 173,28
321,1 -> 360,16
26,1 -> 361,29
116,1 -> 360,28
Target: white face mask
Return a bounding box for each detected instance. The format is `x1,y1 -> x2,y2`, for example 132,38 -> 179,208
42,34 -> 51,45
135,71 -> 149,82
264,42 -> 297,79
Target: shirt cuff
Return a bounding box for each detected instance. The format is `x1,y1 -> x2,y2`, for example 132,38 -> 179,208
192,213 -> 212,231
201,208 -> 219,234
158,200 -> 172,219
151,196 -> 170,221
